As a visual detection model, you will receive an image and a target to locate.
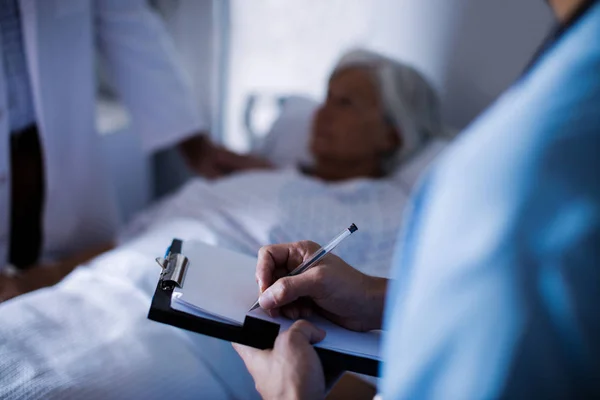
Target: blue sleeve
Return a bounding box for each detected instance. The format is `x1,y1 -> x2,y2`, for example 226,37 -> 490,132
381,4 -> 600,399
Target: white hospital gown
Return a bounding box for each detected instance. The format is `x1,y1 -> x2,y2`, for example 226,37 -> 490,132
123,169 -> 408,278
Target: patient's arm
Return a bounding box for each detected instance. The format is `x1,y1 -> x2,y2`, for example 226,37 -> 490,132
179,135 -> 273,178
178,134 -> 226,179
214,148 -> 274,174
0,242 -> 114,303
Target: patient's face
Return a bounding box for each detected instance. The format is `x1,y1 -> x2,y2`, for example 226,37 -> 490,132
310,67 -> 397,166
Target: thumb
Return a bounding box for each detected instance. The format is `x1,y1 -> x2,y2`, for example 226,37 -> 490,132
232,343 -> 267,376
287,320 -> 326,345
259,271 -> 319,310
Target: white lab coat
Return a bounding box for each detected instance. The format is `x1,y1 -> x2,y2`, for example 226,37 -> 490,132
0,0 -> 205,268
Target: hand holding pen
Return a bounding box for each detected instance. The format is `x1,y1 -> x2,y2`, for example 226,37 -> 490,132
248,224 -> 357,312
250,225 -> 388,332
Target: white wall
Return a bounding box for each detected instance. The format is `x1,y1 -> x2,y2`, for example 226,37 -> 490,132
368,0 -> 554,129
224,0 -> 554,150
225,0 -> 378,150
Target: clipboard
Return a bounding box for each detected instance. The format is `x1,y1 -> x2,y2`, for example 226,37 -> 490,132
147,239 -> 380,376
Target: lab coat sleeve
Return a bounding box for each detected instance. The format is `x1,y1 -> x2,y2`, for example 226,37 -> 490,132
94,0 -> 207,153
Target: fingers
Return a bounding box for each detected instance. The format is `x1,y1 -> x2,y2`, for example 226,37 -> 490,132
281,305 -> 314,320
259,269 -> 321,310
281,298 -> 314,320
256,244 -> 296,292
232,343 -> 268,377
256,241 -> 320,293
286,320 -> 326,345
256,245 -> 284,292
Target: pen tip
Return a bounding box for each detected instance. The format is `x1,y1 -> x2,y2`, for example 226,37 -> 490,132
349,223 -> 358,233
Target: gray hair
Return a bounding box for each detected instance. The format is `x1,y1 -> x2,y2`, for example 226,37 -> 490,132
331,49 -> 443,173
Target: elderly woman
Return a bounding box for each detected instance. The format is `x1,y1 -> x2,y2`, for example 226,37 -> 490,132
206,48 -> 443,182
307,51 -> 436,180
0,49 -> 448,399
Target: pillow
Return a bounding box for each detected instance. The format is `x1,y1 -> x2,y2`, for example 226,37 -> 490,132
252,95 -> 319,168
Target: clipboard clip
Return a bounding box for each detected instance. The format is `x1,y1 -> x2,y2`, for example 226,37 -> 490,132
156,253 -> 189,290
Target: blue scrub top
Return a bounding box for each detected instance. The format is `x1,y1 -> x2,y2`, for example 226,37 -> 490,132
381,3 -> 600,398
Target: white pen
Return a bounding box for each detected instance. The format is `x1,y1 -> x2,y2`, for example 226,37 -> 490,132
248,223 -> 358,312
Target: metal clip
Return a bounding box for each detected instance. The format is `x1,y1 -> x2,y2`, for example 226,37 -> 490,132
155,253 -> 189,289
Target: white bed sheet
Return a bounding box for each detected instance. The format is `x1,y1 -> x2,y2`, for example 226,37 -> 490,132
0,220 -> 259,400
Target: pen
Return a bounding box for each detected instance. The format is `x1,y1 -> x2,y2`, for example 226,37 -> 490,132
248,223 -> 358,312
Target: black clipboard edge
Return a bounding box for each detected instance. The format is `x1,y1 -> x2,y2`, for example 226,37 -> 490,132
147,240 -> 380,376
148,280 -> 280,349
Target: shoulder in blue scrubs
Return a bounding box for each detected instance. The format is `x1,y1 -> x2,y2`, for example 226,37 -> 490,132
382,2 -> 600,398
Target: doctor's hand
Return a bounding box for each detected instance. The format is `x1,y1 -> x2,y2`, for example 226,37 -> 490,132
0,242 -> 113,304
233,320 -> 326,400
0,275 -> 20,303
256,241 -> 388,332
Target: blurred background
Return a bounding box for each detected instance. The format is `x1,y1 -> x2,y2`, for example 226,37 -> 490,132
98,0 -> 553,224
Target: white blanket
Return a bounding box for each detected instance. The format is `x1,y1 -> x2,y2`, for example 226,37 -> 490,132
0,148 -> 443,399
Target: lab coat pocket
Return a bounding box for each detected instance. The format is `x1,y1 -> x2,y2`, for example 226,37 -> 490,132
53,0 -> 88,17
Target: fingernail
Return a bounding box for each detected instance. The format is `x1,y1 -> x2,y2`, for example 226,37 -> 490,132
258,280 -> 264,292
259,288 -> 274,308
